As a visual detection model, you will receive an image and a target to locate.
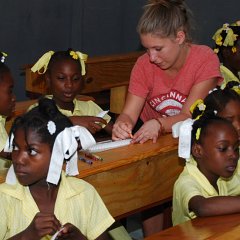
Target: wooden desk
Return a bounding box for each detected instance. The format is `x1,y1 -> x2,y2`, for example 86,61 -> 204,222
0,134 -> 183,219
144,213 -> 240,240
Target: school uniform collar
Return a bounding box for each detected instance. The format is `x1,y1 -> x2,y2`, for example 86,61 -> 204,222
0,114 -> 6,125
45,95 -> 78,114
0,171 -> 82,221
186,156 -> 227,195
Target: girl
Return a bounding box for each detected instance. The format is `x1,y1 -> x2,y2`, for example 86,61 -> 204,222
0,98 -> 114,239
0,51 -> 16,170
172,108 -> 240,226
196,82 -> 240,140
112,0 -> 222,144
192,82 -> 240,196
30,49 -> 113,136
212,21 -> 240,87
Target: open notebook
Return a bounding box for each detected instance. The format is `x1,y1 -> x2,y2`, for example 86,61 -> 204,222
86,139 -> 132,152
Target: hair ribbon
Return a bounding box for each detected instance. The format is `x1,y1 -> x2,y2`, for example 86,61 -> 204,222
75,51 -> 88,76
172,118 -> 194,161
31,50 -> 55,74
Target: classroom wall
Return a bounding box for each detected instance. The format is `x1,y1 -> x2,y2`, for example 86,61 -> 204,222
0,0 -> 239,100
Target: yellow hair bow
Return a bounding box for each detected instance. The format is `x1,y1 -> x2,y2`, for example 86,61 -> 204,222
75,51 -> 88,76
196,128 -> 201,140
69,50 -> 88,75
232,85 -> 240,95
212,22 -> 239,53
190,99 -> 206,114
31,51 -> 55,74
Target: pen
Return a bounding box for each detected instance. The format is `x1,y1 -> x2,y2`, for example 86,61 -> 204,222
129,132 -> 134,139
79,157 -> 93,165
85,152 -> 103,161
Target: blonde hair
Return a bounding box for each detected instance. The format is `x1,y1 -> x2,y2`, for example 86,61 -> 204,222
137,0 -> 193,42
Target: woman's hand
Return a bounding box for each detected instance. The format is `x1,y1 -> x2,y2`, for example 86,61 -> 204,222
20,212 -> 61,240
70,116 -> 107,134
57,223 -> 87,240
132,119 -> 161,144
112,120 -> 133,140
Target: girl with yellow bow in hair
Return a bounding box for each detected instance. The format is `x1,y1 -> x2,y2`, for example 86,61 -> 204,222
212,21 -> 240,88
30,49 -> 113,137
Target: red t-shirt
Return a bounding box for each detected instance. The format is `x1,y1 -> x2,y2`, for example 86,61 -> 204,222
128,44 -> 222,122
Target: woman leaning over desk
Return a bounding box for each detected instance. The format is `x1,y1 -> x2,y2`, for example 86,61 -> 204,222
112,0 -> 222,144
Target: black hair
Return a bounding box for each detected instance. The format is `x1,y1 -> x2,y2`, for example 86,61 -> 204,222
0,52 -> 11,82
192,82 -> 240,120
9,98 -> 73,150
47,48 -> 82,74
191,110 -> 233,147
215,26 -> 240,62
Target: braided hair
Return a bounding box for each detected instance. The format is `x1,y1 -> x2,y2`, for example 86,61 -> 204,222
9,98 -> 73,150
47,48 -> 82,74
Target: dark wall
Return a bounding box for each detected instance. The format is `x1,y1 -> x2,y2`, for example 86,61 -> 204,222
0,0 -> 239,100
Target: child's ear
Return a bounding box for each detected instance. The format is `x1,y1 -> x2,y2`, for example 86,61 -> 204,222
45,73 -> 51,89
191,143 -> 203,159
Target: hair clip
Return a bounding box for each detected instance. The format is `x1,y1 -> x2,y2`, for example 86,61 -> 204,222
208,88 -> 218,94
0,52 -> 8,63
232,84 -> 240,94
70,50 -> 78,60
47,121 -> 56,135
196,128 -> 201,140
190,99 -> 206,114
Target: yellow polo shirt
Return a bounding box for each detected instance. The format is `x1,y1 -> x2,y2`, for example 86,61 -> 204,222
220,65 -> 240,89
0,115 -> 11,170
29,95 -> 111,124
172,157 -> 239,226
0,172 -> 115,239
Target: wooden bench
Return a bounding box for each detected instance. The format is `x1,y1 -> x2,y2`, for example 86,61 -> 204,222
24,51 -> 143,114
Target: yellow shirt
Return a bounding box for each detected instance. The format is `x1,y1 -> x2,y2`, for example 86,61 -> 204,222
172,157 -> 239,226
0,172 -> 115,240
0,115 -> 10,170
220,65 -> 240,89
29,95 -> 111,124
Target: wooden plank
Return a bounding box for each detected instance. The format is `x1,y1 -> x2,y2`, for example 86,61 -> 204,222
144,213 -> 240,240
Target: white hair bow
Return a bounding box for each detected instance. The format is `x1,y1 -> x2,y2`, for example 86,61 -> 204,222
172,118 -> 194,161
5,126 -> 96,185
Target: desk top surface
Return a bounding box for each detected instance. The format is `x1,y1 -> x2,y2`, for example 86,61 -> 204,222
145,213 -> 240,240
77,134 -> 178,178
0,134 -> 178,183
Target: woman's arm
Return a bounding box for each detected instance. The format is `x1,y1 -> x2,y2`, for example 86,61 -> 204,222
112,93 -> 145,140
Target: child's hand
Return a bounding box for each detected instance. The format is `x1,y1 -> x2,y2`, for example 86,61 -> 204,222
23,212 -> 61,239
70,116 -> 107,134
56,223 -> 87,240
